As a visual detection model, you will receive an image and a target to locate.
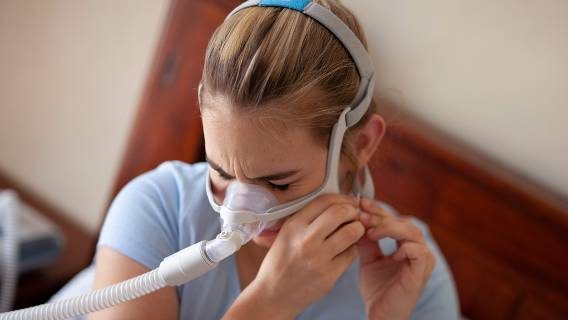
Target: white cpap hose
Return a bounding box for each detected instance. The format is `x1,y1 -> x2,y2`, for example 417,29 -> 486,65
0,182 -> 272,320
0,190 -> 19,313
0,229 -> 245,320
3,268 -> 166,320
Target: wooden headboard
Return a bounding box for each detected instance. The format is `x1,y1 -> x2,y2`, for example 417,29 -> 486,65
107,0 -> 568,318
372,105 -> 568,319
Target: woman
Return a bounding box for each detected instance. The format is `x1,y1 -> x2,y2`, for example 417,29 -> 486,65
57,0 -> 460,319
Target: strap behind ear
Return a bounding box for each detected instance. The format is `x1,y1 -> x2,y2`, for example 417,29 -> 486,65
352,166 -> 375,199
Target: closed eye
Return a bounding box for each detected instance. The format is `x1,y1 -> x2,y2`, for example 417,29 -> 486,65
215,168 -> 290,191
216,170 -> 233,180
268,182 -> 290,191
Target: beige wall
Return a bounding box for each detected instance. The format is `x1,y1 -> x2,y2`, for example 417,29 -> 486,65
0,0 -> 170,233
0,0 -> 566,233
349,0 -> 568,198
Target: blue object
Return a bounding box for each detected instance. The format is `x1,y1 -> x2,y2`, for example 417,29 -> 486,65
259,0 -> 310,12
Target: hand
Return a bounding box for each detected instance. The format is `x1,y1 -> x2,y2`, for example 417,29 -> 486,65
357,199 -> 436,320
250,194 -> 365,318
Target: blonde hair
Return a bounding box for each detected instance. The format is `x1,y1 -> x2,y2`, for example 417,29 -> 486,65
199,0 -> 377,167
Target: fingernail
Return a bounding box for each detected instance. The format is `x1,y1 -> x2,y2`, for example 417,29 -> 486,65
360,212 -> 371,221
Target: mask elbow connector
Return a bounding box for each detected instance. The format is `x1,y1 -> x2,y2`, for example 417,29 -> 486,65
158,240 -> 217,286
206,229 -> 246,261
158,228 -> 247,287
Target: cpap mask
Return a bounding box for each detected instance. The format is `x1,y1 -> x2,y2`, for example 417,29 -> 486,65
1,1 -> 376,319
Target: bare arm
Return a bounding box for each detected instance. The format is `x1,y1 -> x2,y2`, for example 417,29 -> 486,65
89,247 -> 179,320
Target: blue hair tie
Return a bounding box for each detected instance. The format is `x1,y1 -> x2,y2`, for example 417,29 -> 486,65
259,0 -> 310,12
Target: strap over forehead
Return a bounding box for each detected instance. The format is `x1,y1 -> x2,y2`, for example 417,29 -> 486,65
225,0 -> 376,127
258,0 -> 311,11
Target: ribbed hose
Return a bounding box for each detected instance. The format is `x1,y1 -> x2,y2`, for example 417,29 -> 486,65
0,268 -> 166,320
0,190 -> 19,313
0,181 -> 264,319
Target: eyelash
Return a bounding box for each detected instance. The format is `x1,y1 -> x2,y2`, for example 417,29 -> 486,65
216,171 -> 290,191
268,182 -> 290,191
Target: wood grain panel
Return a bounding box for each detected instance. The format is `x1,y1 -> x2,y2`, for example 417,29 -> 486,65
436,176 -> 568,290
372,135 -> 439,220
372,105 -> 568,319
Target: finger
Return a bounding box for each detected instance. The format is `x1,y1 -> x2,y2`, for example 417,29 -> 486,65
357,235 -> 384,264
358,198 -> 388,228
359,210 -> 382,228
332,244 -> 359,272
360,198 -> 390,218
324,221 -> 365,257
366,217 -> 425,243
308,203 -> 359,239
392,242 -> 436,280
290,194 -> 357,225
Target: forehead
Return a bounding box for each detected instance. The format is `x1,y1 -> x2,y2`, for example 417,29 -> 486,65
201,106 -> 324,173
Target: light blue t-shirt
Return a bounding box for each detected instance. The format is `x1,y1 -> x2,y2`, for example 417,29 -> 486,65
55,161 -> 460,319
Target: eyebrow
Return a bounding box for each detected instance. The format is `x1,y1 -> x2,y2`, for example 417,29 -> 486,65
206,156 -> 300,181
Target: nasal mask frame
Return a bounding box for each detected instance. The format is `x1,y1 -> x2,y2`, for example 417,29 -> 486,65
1,1 -> 376,319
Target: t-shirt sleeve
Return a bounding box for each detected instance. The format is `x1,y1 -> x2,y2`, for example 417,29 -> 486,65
96,163 -> 181,270
411,218 -> 461,320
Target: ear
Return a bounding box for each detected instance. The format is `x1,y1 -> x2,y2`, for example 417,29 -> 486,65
354,114 -> 386,167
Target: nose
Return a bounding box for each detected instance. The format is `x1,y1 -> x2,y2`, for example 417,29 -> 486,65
223,180 -> 279,213
210,174 -> 265,206
232,167 -> 257,185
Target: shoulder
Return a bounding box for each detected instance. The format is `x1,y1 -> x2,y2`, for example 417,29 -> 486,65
97,161 -> 211,269
128,160 -> 208,193
112,160 -> 212,233
119,161 -> 209,209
